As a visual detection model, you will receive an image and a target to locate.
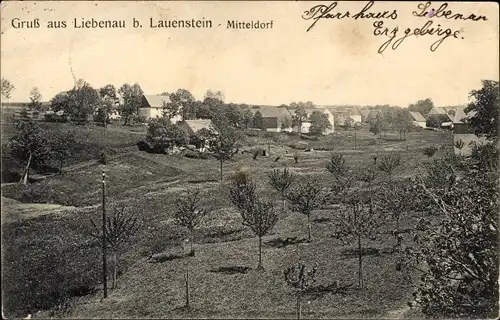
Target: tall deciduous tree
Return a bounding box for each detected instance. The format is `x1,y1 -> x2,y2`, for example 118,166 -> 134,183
229,171 -> 279,269
221,103 -> 243,128
252,110 -> 265,130
1,78 -> 15,100
65,80 -> 101,122
464,80 -> 499,140
208,119 -> 242,181
29,87 -> 43,111
239,104 -> 253,129
119,83 -> 143,125
309,111 -> 332,135
408,98 -> 434,116
50,91 -> 71,115
369,112 -> 389,138
50,127 -> 77,174
146,118 -> 188,152
98,84 -> 119,125
394,109 -> 413,140
292,104 -> 308,134
177,89 -> 197,120
202,89 -> 225,120
8,121 -> 51,184
162,100 -> 179,120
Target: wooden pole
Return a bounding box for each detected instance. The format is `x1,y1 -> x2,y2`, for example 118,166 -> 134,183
354,127 -> 357,150
102,169 -> 108,298
185,265 -> 190,309
296,292 -> 301,320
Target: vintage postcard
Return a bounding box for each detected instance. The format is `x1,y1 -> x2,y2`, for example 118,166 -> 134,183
1,1 -> 498,319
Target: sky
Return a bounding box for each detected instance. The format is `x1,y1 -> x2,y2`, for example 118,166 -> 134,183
1,1 -> 498,107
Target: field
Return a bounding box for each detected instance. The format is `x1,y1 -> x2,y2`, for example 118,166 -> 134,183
1,121 -> 453,318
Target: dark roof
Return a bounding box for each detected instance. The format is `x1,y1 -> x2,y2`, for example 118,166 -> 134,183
252,106 -> 292,118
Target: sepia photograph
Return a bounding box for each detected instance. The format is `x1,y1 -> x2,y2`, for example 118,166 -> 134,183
1,1 -> 499,319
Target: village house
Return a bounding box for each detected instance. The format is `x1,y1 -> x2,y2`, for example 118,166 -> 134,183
407,111 -> 427,128
251,106 -> 294,132
324,106 -> 362,126
428,106 -> 453,122
285,107 -> 334,135
179,119 -> 214,152
138,94 -> 182,123
452,106 -> 486,156
304,107 -> 334,134
180,119 -> 213,136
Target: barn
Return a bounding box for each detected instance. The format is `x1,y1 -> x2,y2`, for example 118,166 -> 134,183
138,94 -> 182,123
251,106 -> 293,132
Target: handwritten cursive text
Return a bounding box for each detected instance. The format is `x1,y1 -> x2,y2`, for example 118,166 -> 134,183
302,1 -> 397,32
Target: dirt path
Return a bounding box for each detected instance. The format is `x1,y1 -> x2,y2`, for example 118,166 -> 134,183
1,196 -> 98,224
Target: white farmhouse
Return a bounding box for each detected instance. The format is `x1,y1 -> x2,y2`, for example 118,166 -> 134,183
138,94 -> 182,123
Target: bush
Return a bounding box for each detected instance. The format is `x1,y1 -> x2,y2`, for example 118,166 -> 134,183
97,152 -> 108,164
289,142 -> 308,150
404,152 -> 499,318
137,140 -> 151,152
132,114 -> 147,124
470,142 -> 499,171
423,146 -> 438,158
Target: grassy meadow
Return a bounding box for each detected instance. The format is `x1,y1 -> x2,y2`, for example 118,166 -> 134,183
1,121 -> 453,318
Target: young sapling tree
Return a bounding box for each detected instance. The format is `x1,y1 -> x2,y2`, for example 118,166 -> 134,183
332,196 -> 382,288
286,180 -> 325,242
229,171 -> 279,269
268,167 -> 295,213
284,262 -> 318,320
377,154 -> 401,180
326,154 -> 353,203
377,179 -> 414,247
173,189 -> 209,256
89,206 -> 141,289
